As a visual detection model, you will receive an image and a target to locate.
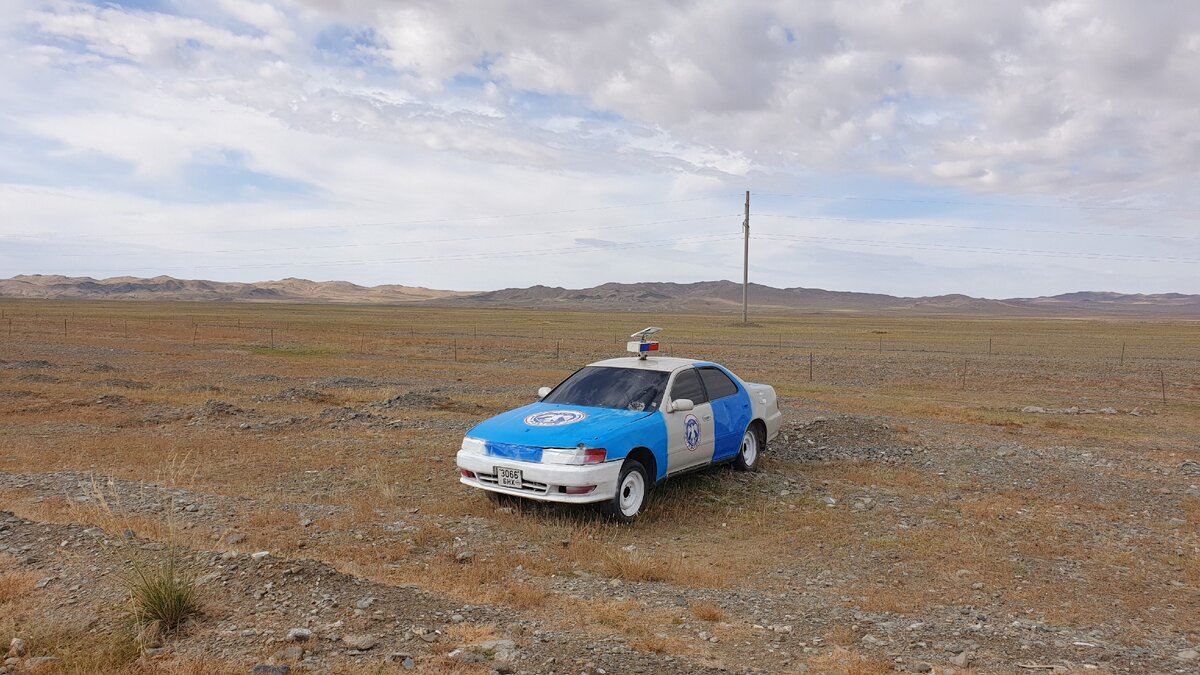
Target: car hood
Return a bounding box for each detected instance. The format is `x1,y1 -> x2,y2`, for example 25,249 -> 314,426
467,401 -> 653,447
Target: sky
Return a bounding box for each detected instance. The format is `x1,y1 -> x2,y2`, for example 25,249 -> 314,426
2,0 -> 1199,298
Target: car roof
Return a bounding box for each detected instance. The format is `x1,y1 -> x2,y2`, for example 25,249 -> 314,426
586,356 -> 709,373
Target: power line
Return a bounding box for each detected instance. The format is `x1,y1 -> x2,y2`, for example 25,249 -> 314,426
754,192 -> 1200,215
753,212 -> 1200,242
756,233 -> 1200,264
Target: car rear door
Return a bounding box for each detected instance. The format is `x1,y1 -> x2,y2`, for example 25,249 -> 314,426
698,366 -> 752,462
664,367 -> 715,474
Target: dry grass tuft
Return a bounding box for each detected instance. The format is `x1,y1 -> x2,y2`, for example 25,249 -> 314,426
806,647 -> 895,675
504,580 -> 547,608
118,550 -> 201,646
690,600 -> 724,622
0,564 -> 40,605
630,633 -> 689,655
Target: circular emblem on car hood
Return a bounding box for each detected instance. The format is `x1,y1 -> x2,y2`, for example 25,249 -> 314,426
524,410 -> 588,427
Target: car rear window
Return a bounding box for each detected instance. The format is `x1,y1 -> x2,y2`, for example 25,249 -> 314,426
698,367 -> 740,400
542,366 -> 669,411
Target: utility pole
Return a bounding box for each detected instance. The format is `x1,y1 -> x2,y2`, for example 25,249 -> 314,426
742,190 -> 750,323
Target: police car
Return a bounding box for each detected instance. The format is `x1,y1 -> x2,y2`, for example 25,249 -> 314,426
456,328 -> 783,522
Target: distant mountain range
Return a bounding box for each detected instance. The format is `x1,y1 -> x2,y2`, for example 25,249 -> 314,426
2,274 -> 1199,317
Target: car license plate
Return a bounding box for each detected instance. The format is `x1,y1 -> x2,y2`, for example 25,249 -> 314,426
496,467 -> 522,488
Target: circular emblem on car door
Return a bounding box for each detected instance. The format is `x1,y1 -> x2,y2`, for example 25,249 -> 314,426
684,414 -> 701,451
524,410 -> 588,427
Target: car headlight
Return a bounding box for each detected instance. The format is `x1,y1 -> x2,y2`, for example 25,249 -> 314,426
460,437 -> 486,454
542,446 -> 608,465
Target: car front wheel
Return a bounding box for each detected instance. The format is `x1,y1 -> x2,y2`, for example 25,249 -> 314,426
602,460 -> 649,523
733,425 -> 762,472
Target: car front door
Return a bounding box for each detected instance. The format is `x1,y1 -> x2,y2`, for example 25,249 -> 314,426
664,367 -> 715,474
699,366 -> 752,462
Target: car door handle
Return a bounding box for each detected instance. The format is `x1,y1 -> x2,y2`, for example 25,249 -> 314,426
702,415 -> 712,421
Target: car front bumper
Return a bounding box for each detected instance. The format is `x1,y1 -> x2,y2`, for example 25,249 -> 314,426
456,450 -> 622,504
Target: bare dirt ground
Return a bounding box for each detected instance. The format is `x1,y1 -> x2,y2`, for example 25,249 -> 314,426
0,302 -> 1197,674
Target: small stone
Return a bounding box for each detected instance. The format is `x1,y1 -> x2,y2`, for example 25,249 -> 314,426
286,628 -> 312,642
455,551 -> 475,563
402,657 -> 415,670
1177,649 -> 1199,661
355,597 -> 375,610
34,577 -> 53,589
300,518 -> 314,527
912,663 -> 933,673
1168,518 -> 1186,527
225,533 -> 246,545
450,614 -> 464,623
251,551 -> 270,561
24,657 -> 60,669
184,504 -> 198,512
950,652 -> 973,667
7,638 -> 26,658
251,666 -> 291,675
342,634 -> 377,651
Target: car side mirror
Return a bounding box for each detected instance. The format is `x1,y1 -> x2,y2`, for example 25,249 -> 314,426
537,386 -> 552,399
671,398 -> 694,412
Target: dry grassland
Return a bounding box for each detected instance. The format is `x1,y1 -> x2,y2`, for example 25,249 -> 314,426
0,299 -> 1197,674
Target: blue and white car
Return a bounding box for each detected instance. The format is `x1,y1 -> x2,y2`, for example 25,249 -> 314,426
456,343 -> 782,522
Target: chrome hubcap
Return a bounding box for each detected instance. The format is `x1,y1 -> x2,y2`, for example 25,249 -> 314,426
742,430 -> 758,465
619,470 -> 645,517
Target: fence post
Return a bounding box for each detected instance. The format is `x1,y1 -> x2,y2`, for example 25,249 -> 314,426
809,352 -> 813,382
1159,370 -> 1166,404
1120,341 -> 1126,367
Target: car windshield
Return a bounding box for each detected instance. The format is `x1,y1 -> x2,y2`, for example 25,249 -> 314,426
543,366 -> 669,412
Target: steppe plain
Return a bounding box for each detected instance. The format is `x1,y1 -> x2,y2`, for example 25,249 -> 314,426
0,300 -> 1197,674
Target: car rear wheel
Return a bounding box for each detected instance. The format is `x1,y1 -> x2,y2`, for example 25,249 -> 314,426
601,460 -> 648,523
733,425 -> 762,472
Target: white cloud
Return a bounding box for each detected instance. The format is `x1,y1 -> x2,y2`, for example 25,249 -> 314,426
1,0 -> 1198,294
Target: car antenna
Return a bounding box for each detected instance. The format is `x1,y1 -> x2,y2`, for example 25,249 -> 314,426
627,327 -> 662,360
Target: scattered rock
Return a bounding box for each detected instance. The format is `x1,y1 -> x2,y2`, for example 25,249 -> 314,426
455,551 -> 475,563
7,638 -> 26,658
1178,649 -> 1199,661
950,651 -> 974,667
285,628 -> 312,642
342,634 -> 377,651
251,551 -> 270,561
251,666 -> 291,675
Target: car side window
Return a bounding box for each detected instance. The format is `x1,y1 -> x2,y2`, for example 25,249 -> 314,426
698,367 -> 739,400
669,368 -> 708,404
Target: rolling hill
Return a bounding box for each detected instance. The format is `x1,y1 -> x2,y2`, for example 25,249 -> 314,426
2,274 -> 1198,316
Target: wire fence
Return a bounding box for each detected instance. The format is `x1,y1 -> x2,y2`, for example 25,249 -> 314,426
1,309 -> 1196,407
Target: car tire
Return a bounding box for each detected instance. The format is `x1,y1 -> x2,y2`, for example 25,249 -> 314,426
601,460 -> 649,523
733,424 -> 762,472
